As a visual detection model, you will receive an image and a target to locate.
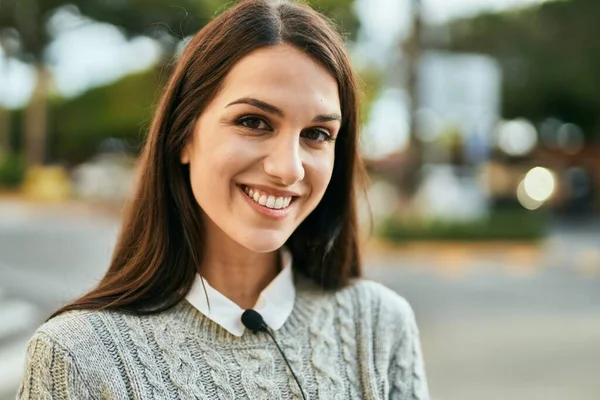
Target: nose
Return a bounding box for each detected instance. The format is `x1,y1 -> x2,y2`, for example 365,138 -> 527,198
263,135 -> 305,186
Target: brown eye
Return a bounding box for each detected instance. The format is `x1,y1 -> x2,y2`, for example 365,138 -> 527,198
302,128 -> 331,143
238,116 -> 270,130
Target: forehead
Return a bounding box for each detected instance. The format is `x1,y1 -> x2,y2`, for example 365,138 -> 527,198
216,45 -> 341,115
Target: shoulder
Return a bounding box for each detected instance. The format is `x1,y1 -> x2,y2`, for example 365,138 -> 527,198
20,309 -> 120,396
335,279 -> 419,347
35,309 -> 112,346
345,279 -> 413,308
33,303 -> 187,353
343,279 -> 415,322
32,307 -> 152,359
19,312 -> 103,399
295,275 -> 416,327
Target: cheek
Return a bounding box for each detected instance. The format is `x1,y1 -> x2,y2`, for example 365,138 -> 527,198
306,150 -> 335,199
187,142 -> 227,205
188,136 -> 256,199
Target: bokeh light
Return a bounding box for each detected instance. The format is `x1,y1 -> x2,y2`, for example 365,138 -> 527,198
496,119 -> 538,156
523,167 -> 556,202
516,179 -> 544,210
557,123 -> 584,155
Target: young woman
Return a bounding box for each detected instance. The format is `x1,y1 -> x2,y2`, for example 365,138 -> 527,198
18,1 -> 429,398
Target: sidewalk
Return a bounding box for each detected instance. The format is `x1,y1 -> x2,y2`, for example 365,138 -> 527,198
364,235 -> 600,279
0,194 -> 123,222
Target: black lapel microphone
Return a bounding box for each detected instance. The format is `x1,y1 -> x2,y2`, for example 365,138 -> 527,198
241,309 -> 307,400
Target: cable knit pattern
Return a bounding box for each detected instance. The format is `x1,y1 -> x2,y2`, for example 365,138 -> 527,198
18,334 -> 92,400
336,288 -> 361,399
279,334 -> 308,399
17,278 -> 430,399
233,347 -> 282,399
309,295 -> 345,400
190,335 -> 237,399
115,314 -> 168,399
31,337 -> 52,400
151,320 -> 212,399
394,315 -> 428,400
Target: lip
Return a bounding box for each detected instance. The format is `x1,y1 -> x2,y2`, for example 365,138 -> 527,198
237,185 -> 296,220
239,183 -> 301,198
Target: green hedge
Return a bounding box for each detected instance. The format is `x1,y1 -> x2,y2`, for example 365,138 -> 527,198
48,67 -> 163,165
380,209 -> 548,242
0,152 -> 27,189
6,68 -> 162,165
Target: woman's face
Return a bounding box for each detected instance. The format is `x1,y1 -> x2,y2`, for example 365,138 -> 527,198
181,45 -> 341,253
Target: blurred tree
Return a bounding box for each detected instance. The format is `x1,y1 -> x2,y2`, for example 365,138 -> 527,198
1,0 -> 360,165
49,68 -> 160,164
0,0 -> 212,165
76,0 -> 361,43
358,66 -> 384,124
434,0 -> 600,142
307,0 -> 360,40
0,106 -> 9,152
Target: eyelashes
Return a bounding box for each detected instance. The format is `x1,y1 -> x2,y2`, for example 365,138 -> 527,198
236,115 -> 269,131
234,114 -> 336,144
302,128 -> 335,144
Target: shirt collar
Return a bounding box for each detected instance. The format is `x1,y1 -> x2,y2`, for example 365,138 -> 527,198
185,247 -> 295,337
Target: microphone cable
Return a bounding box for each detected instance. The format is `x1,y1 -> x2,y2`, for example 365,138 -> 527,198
241,309 -> 307,400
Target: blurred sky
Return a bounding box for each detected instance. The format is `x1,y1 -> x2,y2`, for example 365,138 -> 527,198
0,0 -> 547,108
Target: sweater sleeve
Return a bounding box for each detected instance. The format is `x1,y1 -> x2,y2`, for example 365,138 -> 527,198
388,304 -> 430,400
17,333 -> 94,400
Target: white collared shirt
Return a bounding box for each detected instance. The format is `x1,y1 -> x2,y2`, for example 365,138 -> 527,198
185,248 -> 295,337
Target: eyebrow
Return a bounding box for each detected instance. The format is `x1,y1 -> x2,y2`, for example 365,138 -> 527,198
226,97 -> 342,123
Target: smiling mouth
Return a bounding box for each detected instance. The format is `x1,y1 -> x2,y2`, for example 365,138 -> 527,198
239,185 -> 297,210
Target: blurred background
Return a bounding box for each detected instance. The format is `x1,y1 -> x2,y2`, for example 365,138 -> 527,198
1,0 -> 599,398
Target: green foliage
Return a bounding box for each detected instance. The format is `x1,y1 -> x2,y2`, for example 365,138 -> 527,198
357,66 -> 384,124
48,68 -> 162,164
0,0 -> 210,61
1,0 -> 360,62
380,210 -> 548,242
0,152 -> 27,188
307,0 -> 360,41
439,0 -> 600,141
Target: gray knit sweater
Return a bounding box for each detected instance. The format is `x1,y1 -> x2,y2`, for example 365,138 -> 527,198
18,277 -> 429,399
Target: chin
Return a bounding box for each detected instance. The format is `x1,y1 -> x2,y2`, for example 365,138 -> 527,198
236,229 -> 291,253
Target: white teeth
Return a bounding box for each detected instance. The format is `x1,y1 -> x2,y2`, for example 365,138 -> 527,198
274,197 -> 283,209
242,185 -> 294,210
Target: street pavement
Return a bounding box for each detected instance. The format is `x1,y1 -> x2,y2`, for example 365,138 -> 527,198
1,199 -> 599,400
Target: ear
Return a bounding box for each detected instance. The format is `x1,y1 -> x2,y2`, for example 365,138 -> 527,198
180,145 -> 190,164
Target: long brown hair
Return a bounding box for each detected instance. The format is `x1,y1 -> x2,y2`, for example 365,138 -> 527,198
51,0 -> 365,319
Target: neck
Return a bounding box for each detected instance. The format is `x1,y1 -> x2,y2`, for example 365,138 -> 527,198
199,226 -> 280,309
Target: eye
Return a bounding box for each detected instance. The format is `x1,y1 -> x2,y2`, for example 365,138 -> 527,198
237,116 -> 271,130
301,128 -> 333,143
